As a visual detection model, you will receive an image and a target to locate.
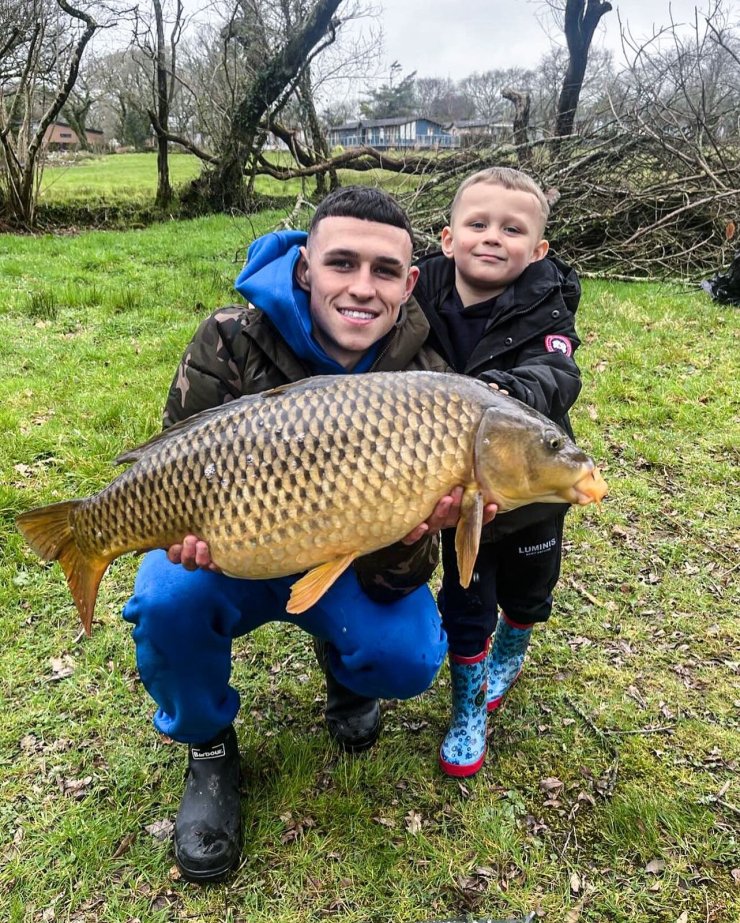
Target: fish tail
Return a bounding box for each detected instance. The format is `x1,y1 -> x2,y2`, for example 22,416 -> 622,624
16,500 -> 111,636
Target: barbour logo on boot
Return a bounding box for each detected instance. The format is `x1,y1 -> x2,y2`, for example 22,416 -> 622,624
192,743 -> 226,760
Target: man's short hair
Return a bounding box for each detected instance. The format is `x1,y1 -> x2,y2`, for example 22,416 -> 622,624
308,185 -> 414,248
450,166 -> 550,234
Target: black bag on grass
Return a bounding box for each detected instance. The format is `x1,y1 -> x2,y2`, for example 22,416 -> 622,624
701,250 -> 740,306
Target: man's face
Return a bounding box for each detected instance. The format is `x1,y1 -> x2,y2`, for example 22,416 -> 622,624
296,216 -> 419,370
441,183 -> 549,305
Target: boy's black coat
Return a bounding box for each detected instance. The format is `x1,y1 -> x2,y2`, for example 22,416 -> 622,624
414,252 -> 583,542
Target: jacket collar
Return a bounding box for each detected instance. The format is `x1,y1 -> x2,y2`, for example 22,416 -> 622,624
416,250 -> 576,315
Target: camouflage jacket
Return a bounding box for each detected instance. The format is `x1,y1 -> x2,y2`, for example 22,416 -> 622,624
163,296 -> 450,602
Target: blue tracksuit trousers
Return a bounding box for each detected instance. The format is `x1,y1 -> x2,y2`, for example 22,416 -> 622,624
122,550 -> 447,744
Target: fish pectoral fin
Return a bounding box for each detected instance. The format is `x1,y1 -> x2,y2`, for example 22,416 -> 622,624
454,487 -> 484,588
286,553 -> 359,614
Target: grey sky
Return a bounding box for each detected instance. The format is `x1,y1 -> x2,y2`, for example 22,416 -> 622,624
349,0 -> 717,83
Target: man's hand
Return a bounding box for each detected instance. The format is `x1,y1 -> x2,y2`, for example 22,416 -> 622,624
401,487 -> 498,545
167,534 -> 222,572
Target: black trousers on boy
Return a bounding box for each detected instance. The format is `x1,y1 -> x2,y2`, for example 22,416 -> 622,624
438,512 -> 567,657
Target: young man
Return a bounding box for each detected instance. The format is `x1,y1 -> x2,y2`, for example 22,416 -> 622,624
123,186 -> 476,882
413,167 -> 582,777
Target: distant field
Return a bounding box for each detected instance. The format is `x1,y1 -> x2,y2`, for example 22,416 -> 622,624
38,151 -> 420,207
39,152 -> 204,204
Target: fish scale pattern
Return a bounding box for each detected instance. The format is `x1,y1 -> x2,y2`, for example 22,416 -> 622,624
72,372 -> 481,579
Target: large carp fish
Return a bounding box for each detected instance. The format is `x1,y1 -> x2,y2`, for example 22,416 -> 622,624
17,371 -> 607,634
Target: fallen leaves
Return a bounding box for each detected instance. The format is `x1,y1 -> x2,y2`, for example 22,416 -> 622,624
539,776 -> 564,795
280,811 -> 316,843
48,655 -> 75,681
645,857 -> 667,875
404,809 -> 422,835
111,831 -> 137,858
372,815 -> 395,828
144,819 -> 174,841
60,776 -> 93,800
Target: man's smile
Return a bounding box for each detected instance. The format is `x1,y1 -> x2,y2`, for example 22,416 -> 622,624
338,307 -> 379,321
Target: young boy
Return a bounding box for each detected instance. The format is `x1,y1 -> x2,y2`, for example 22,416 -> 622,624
413,167 -> 583,777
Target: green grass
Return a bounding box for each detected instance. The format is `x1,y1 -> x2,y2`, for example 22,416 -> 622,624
1,216 -> 738,922
39,152 -> 205,205
37,151 -> 420,209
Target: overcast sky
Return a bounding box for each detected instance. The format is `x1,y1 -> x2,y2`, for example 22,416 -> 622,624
341,0 -> 715,85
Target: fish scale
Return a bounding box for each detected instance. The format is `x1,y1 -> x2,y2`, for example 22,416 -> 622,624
16,370 -> 607,634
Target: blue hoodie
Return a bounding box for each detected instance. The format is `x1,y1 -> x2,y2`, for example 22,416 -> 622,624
234,230 -> 381,375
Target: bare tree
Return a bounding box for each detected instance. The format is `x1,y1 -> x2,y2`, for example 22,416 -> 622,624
460,68 -> 534,124
187,0 -> 344,210
131,0 -> 187,207
616,1 -> 740,145
552,0 -> 612,138
63,63 -> 98,151
0,0 -> 107,226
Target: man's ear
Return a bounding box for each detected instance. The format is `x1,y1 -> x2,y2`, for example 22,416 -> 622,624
295,246 -> 310,292
530,239 -> 549,263
404,265 -> 420,301
440,226 -> 455,259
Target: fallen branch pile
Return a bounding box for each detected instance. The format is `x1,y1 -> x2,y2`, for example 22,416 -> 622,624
396,130 -> 740,281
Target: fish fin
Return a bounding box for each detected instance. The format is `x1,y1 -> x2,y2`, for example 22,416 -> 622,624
454,488 -> 484,588
259,375 -> 347,400
16,501 -> 111,636
114,377 -> 346,465
113,401 -> 240,465
286,553 -> 358,614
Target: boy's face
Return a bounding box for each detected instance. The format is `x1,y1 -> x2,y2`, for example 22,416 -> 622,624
441,183 -> 549,305
296,216 -> 419,369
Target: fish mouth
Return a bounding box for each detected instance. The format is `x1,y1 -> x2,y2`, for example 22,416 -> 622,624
564,467 -> 608,505
485,467 -> 608,512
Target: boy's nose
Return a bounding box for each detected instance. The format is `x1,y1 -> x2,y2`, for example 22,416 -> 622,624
482,226 -> 502,245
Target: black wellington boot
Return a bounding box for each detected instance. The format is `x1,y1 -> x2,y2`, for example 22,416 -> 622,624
173,724 -> 242,882
314,639 -> 381,753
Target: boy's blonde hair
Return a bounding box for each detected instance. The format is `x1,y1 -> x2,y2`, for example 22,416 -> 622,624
450,167 -> 550,235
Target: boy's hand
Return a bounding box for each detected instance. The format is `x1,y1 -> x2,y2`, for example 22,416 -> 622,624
167,535 -> 222,572
401,487 -> 498,545
488,382 -> 509,395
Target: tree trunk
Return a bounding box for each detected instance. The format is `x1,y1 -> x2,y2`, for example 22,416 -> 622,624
502,87 -> 531,165
152,0 -> 172,208
555,0 -> 612,141
1,1 -> 98,226
65,103 -> 93,152
298,70 -> 338,195
196,0 -> 343,212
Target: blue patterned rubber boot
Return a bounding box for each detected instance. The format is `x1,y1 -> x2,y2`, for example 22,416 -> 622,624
487,613 -> 533,713
439,646 -> 489,777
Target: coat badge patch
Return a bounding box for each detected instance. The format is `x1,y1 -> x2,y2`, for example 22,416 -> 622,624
544,335 -> 573,356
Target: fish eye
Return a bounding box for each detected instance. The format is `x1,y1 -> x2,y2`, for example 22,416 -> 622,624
545,431 -> 565,451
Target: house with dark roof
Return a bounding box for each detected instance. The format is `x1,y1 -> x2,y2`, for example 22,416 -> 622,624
42,121 -> 106,151
327,116 -> 457,150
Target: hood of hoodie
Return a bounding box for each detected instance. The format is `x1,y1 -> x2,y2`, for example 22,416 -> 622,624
233,229 -> 379,375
